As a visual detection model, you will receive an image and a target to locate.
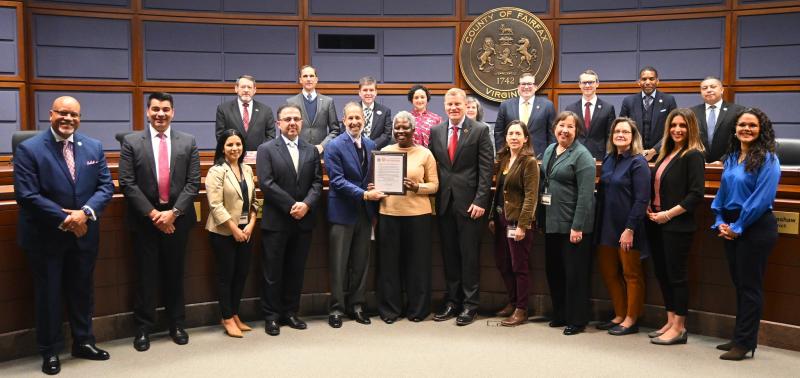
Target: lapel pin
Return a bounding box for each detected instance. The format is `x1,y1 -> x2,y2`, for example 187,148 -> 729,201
723,107 -> 728,112
536,105 -> 540,109
597,104 -> 602,109
376,110 -> 382,115
658,99 -> 663,103
255,108 -> 259,112
77,141 -> 82,146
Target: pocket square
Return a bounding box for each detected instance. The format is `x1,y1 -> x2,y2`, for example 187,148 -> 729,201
86,160 -> 98,165
660,109 -> 667,112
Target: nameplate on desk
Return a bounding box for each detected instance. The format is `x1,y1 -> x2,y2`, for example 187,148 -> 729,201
774,211 -> 799,235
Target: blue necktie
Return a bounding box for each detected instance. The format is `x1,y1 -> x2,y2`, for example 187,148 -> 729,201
707,105 -> 717,141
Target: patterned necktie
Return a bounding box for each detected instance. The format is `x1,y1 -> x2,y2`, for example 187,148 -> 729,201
363,106 -> 373,137
448,125 -> 459,162
62,140 -> 76,182
520,101 -> 531,126
242,102 -> 250,132
306,94 -> 313,101
644,95 -> 653,111
584,102 -> 592,131
157,133 -> 169,203
288,140 -> 299,173
707,105 -> 717,141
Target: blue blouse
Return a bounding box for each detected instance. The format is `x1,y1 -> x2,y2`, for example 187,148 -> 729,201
711,152 -> 781,234
597,151 -> 651,256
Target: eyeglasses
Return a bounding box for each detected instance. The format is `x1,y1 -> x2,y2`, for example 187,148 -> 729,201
280,117 -> 302,123
736,122 -> 759,129
52,110 -> 81,118
613,130 -> 632,135
580,81 -> 597,86
519,82 -> 536,87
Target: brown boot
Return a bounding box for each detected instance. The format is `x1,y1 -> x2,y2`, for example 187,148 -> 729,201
222,318 -> 243,338
501,309 -> 528,327
232,315 -> 252,332
495,304 -> 514,317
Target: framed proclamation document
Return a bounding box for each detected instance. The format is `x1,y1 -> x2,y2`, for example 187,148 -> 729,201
371,151 -> 407,195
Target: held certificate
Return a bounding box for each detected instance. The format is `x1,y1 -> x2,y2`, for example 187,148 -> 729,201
371,151 -> 407,195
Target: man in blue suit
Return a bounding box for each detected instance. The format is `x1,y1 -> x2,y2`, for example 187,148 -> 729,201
619,66 -> 677,161
14,96 -> 114,375
494,72 -> 556,158
323,102 -> 387,328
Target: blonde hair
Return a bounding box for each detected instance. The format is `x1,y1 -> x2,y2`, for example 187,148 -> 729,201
606,117 -> 644,156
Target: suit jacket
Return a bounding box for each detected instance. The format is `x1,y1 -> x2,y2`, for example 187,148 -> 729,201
215,99 -> 276,151
494,95 -> 556,158
537,141 -> 596,234
205,162 -> 258,235
118,128 -> 201,224
619,91 -> 677,151
256,137 -> 323,231
14,131 -> 114,251
364,102 -> 393,150
692,102 -> 744,163
650,148 -> 706,232
429,117 -> 494,214
324,133 -> 377,225
565,98 -> 616,160
287,93 -> 340,147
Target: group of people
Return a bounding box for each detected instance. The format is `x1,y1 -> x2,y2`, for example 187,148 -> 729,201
13,65 -> 781,376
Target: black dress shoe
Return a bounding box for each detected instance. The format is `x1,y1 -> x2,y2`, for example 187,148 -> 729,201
352,311 -> 371,325
548,320 -> 566,328
41,355 -> 60,375
595,321 -> 620,331
169,327 -> 189,345
608,324 -> 639,336
409,317 -> 424,322
456,309 -> 477,326
563,325 -> 585,335
71,343 -> 110,360
433,305 -> 459,322
265,320 -> 280,336
381,316 -> 396,324
133,331 -> 150,352
281,314 -> 307,330
328,314 -> 343,328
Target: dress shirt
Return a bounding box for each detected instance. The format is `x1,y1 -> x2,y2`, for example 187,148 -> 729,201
518,95 -> 535,116
581,95 -> 597,120
237,98 -> 251,124
302,90 -> 317,102
705,100 -> 723,121
149,125 -> 171,187
50,128 -> 97,221
410,109 -> 442,147
447,117 -> 466,148
281,134 -> 300,171
711,153 -> 781,234
597,150 -> 651,253
641,90 -> 659,103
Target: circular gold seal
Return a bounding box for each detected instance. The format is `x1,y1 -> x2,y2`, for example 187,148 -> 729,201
459,7 -> 554,103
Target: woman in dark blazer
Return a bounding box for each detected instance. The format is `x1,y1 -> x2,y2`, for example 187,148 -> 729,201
205,129 -> 259,338
645,108 -> 706,345
538,111 -> 596,335
595,118 -> 650,336
712,108 -> 780,360
489,121 -> 539,326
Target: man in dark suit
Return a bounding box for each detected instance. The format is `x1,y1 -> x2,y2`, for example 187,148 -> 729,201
323,102 -> 387,328
619,66 -> 677,161
257,104 -> 323,336
494,72 -> 556,158
429,88 -> 494,326
287,65 -> 340,153
119,92 -> 200,352
14,96 -> 114,375
565,69 -> 617,160
691,76 -> 744,163
215,74 -> 276,155
357,76 -> 393,149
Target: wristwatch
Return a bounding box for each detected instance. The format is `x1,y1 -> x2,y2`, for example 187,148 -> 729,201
81,205 -> 94,221
172,208 -> 183,217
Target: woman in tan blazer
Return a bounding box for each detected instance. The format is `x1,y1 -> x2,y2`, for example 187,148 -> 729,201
206,129 -> 258,338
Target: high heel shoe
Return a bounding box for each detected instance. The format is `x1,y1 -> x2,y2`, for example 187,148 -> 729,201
719,345 -> 755,361
651,330 -> 687,345
716,341 -> 735,351
232,315 -> 252,332
222,318 -> 243,338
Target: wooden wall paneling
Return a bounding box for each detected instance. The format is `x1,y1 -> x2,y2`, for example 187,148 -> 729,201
735,0 -> 800,11
0,81 -> 25,133
26,1 -> 135,14
0,2 -> 24,82
731,6 -> 800,86
554,0 -> 730,19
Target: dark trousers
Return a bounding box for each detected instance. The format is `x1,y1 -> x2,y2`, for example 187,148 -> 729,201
493,214 -> 533,310
544,233 -> 592,327
209,230 -> 252,319
26,241 -> 97,357
438,206 -> 485,310
722,210 -> 777,350
646,222 -> 692,316
260,227 -> 311,320
377,214 -> 432,320
328,205 -> 371,316
133,215 -> 192,331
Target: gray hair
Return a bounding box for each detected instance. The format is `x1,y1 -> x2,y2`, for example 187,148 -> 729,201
393,111 -> 416,129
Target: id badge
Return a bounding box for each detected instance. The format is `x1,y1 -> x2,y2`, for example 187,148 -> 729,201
238,215 -> 249,225
541,193 -> 552,206
506,225 -> 517,239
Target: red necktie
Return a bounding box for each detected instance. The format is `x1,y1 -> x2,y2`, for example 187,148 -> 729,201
62,140 -> 76,182
242,102 -> 250,132
448,126 -> 459,162
584,102 -> 592,131
157,133 -> 169,203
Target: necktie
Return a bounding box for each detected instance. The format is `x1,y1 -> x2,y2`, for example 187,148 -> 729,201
306,94 -> 313,101
584,102 -> 592,131
157,133 -> 169,203
520,101 -> 531,126
448,125 -> 459,162
62,140 -> 76,182
288,140 -> 299,173
363,106 -> 373,137
707,105 -> 717,141
242,102 -> 250,132
644,95 -> 653,111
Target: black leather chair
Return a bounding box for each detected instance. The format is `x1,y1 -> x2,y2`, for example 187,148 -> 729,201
775,138 -> 800,168
115,131 -> 134,148
11,131 -> 41,157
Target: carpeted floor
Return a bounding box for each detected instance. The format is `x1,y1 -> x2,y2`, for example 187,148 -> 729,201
1,316 -> 798,377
